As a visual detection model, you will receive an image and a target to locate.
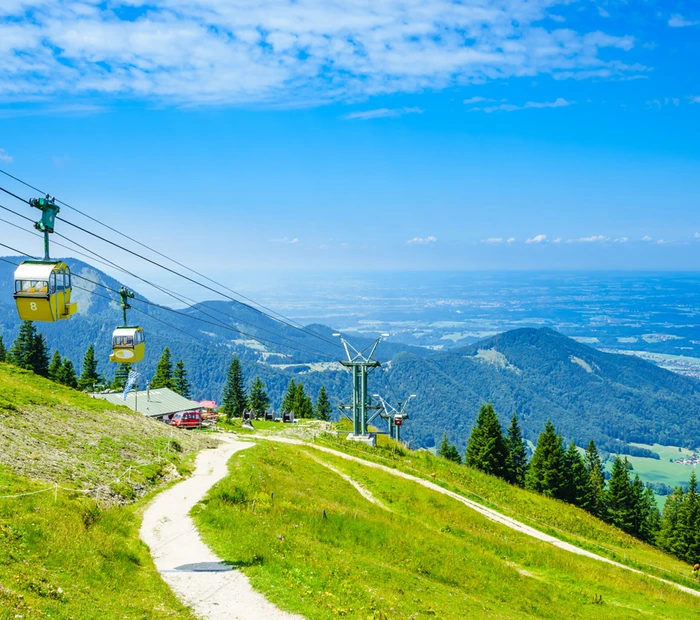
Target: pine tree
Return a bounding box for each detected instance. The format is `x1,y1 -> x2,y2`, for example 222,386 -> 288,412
9,321 -> 49,376
294,382 -> 314,419
172,359 -> 191,398
605,456 -> 635,534
78,344 -> 101,391
465,403 -> 508,478
629,473 -> 660,543
505,412 -> 528,487
221,356 -> 247,420
248,377 -> 269,418
0,335 -> 6,362
438,432 -> 462,464
112,363 -> 131,390
657,486 -> 684,558
48,350 -> 63,382
563,442 -> 589,507
668,470 -> 700,563
57,359 -> 78,389
525,420 -> 568,499
583,440 -> 607,518
151,347 -> 173,389
282,379 -> 297,414
315,386 -> 332,421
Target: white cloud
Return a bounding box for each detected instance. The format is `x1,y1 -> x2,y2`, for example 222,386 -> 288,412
343,107 -> 422,120
506,237 -> 516,243
668,14 -> 700,28
270,236 -> 299,244
641,235 -> 653,242
0,148 -> 12,163
482,237 -> 504,243
656,239 -> 667,244
463,96 -> 492,105
526,234 -> 547,244
694,232 -> 700,239
614,237 -> 628,243
552,237 -> 562,244
0,1 -> 645,106
576,235 -> 609,243
689,96 -> 700,104
479,97 -> 573,113
406,235 -> 437,245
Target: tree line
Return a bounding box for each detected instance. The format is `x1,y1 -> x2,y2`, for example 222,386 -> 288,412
439,403 -> 700,565
1,321 -> 193,398
219,356 -> 332,422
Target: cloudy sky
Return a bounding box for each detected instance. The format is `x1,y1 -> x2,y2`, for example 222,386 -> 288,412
0,0 -> 699,282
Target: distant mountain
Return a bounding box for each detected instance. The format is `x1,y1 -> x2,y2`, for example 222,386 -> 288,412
0,257 -> 425,403
386,327 -> 700,454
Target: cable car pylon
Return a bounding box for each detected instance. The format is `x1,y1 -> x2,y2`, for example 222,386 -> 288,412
334,333 -> 388,446
373,394 -> 416,444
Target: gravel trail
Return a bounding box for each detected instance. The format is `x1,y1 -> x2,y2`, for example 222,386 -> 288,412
266,436 -> 700,599
140,437 -> 303,620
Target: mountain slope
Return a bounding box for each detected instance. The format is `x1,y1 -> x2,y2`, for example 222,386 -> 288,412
387,327 -> 700,452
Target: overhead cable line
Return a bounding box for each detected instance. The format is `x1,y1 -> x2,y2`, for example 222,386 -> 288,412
0,199 -> 335,360
0,237 -> 334,360
0,170 -> 343,350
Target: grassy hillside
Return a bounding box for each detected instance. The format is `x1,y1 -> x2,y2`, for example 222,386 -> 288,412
0,362 -> 213,618
195,439 -> 700,620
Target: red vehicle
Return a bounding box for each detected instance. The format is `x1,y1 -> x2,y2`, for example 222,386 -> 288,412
169,411 -> 202,429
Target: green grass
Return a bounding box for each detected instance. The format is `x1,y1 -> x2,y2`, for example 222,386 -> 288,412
312,434 -> 699,587
0,362 -> 212,619
195,441 -> 700,619
0,467 -> 194,619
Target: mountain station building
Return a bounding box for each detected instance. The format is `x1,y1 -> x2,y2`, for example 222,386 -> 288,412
91,387 -> 204,422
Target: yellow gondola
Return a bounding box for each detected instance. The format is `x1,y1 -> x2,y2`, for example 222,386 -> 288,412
110,287 -> 145,363
13,260 -> 78,322
110,326 -> 145,363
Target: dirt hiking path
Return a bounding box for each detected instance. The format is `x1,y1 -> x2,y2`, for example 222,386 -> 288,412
140,437 -> 302,620
265,436 -> 700,599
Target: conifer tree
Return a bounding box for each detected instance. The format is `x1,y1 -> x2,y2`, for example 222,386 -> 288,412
221,356 -> 247,420
9,321 -> 49,377
48,350 -> 63,382
563,442 -> 589,507
315,385 -> 332,421
111,363 -> 131,390
151,347 -> 173,389
282,379 -> 297,414
525,420 -> 568,499
629,473 -> 660,543
172,359 -> 191,398
665,470 -> 700,562
294,382 -> 314,419
78,344 -> 101,391
0,335 -> 5,362
57,359 -> 78,389
438,432 -> 462,464
248,376 -> 269,418
583,440 -> 607,518
605,456 -> 635,534
465,403 -> 508,478
657,486 -> 684,558
505,413 -> 528,487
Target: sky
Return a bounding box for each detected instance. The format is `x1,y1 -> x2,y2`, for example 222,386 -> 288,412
0,0 -> 699,288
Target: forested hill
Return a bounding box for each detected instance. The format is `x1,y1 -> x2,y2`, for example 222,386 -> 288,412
385,327 -> 700,454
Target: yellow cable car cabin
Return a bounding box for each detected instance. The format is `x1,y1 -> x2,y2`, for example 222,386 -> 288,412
13,261 -> 78,322
110,327 -> 145,363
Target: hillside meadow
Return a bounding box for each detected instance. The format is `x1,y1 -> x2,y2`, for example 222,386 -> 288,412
194,440 -> 700,619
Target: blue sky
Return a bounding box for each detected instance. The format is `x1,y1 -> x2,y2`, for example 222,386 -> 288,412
0,0 -> 699,285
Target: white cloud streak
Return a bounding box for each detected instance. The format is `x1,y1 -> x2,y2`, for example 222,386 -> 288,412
407,235 -> 437,245
575,235 -> 609,243
694,232 -> 700,239
668,14 -> 700,28
342,107 -> 422,120
641,235 -> 653,242
0,1 -> 643,106
477,97 -> 573,113
526,234 -> 547,244
0,148 -> 12,162
482,237 -> 504,243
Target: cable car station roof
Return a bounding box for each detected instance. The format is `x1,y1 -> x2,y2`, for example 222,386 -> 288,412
91,387 -> 203,418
